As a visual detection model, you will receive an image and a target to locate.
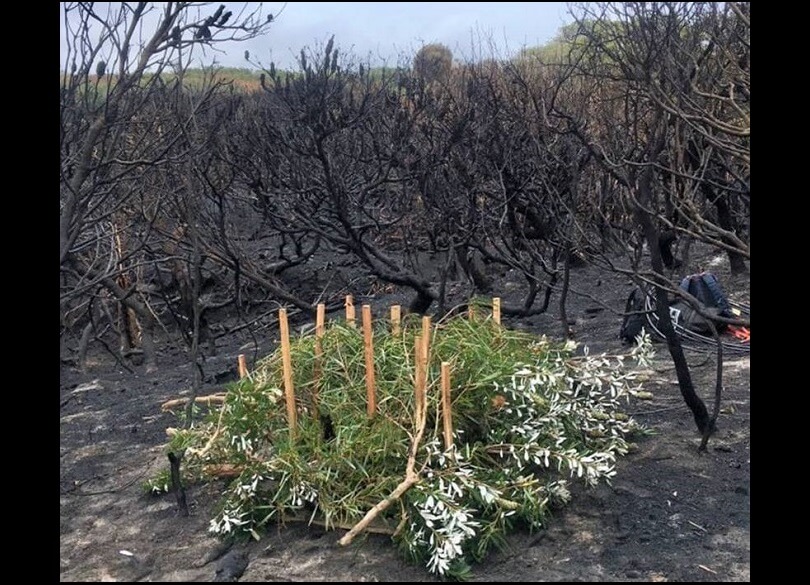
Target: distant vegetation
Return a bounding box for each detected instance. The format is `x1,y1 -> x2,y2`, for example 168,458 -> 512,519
61,67 -> 262,92
60,34 -> 581,94
154,66 -> 263,90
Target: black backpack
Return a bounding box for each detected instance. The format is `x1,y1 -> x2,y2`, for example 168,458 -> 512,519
669,272 -> 731,335
619,287 -> 648,344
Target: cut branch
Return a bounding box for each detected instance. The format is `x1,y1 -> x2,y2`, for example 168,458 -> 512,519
161,394 -> 227,412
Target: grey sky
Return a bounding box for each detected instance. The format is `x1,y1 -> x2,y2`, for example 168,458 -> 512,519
60,2 -> 573,71
259,2 -> 572,68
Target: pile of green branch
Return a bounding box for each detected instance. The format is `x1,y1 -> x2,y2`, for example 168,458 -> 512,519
155,311 -> 653,579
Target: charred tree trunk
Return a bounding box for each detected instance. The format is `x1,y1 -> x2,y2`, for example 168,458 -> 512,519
636,166 -> 713,436
712,193 -> 748,274
436,249 -> 457,315
76,322 -> 94,373
167,451 -> 189,517
699,318 -> 724,453
658,230 -> 679,270
559,242 -> 573,339
686,141 -> 748,275
79,262 -> 160,372
454,243 -> 492,294
409,291 -> 435,315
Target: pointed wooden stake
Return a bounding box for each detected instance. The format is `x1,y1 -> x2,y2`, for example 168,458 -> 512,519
313,303 -> 326,414
237,354 -> 248,379
421,315 -> 432,362
492,297 -> 501,325
362,305 -> 377,418
414,338 -> 425,424
441,362 -> 453,451
345,295 -> 356,327
415,316 -> 431,422
390,304 -> 401,335
278,308 -> 297,440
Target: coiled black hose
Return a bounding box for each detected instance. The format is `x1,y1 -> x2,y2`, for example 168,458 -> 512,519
642,290 -> 750,356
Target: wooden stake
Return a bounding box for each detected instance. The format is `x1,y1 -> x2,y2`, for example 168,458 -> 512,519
414,337 -> 424,423
421,316 -> 431,387
416,316 -> 431,421
278,308 -> 297,440
237,354 -> 248,379
316,303 -> 326,338
493,297 -> 501,325
362,305 -> 376,418
313,303 -> 326,413
441,362 -> 453,451
422,315 -> 431,392
345,294 -> 356,327
421,315 -> 432,363
390,304 -> 401,335
468,303 -> 476,320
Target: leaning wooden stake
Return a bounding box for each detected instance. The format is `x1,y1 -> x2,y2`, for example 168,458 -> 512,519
237,354 -> 248,379
362,305 -> 377,418
278,308 -> 297,440
441,362 -> 453,451
493,297 -> 501,325
313,303 -> 326,413
345,295 -> 356,327
390,304 -> 401,335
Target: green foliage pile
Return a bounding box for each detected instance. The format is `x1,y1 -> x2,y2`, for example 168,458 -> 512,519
158,311 -> 653,579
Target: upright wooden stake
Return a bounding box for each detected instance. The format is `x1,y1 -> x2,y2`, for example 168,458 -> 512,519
313,303 -> 326,413
414,337 -> 425,424
421,315 -> 432,362
316,303 -> 326,338
345,295 -> 356,327
362,305 -> 376,418
441,362 -> 453,451
421,316 -> 431,387
278,308 -> 297,440
415,316 -> 431,422
390,304 -> 401,335
493,297 -> 501,325
468,303 -> 476,320
237,354 -> 248,379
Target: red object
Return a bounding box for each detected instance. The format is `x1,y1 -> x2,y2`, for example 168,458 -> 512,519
728,326 -> 750,343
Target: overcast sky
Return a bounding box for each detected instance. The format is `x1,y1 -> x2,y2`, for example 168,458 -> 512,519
60,2 -> 573,71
